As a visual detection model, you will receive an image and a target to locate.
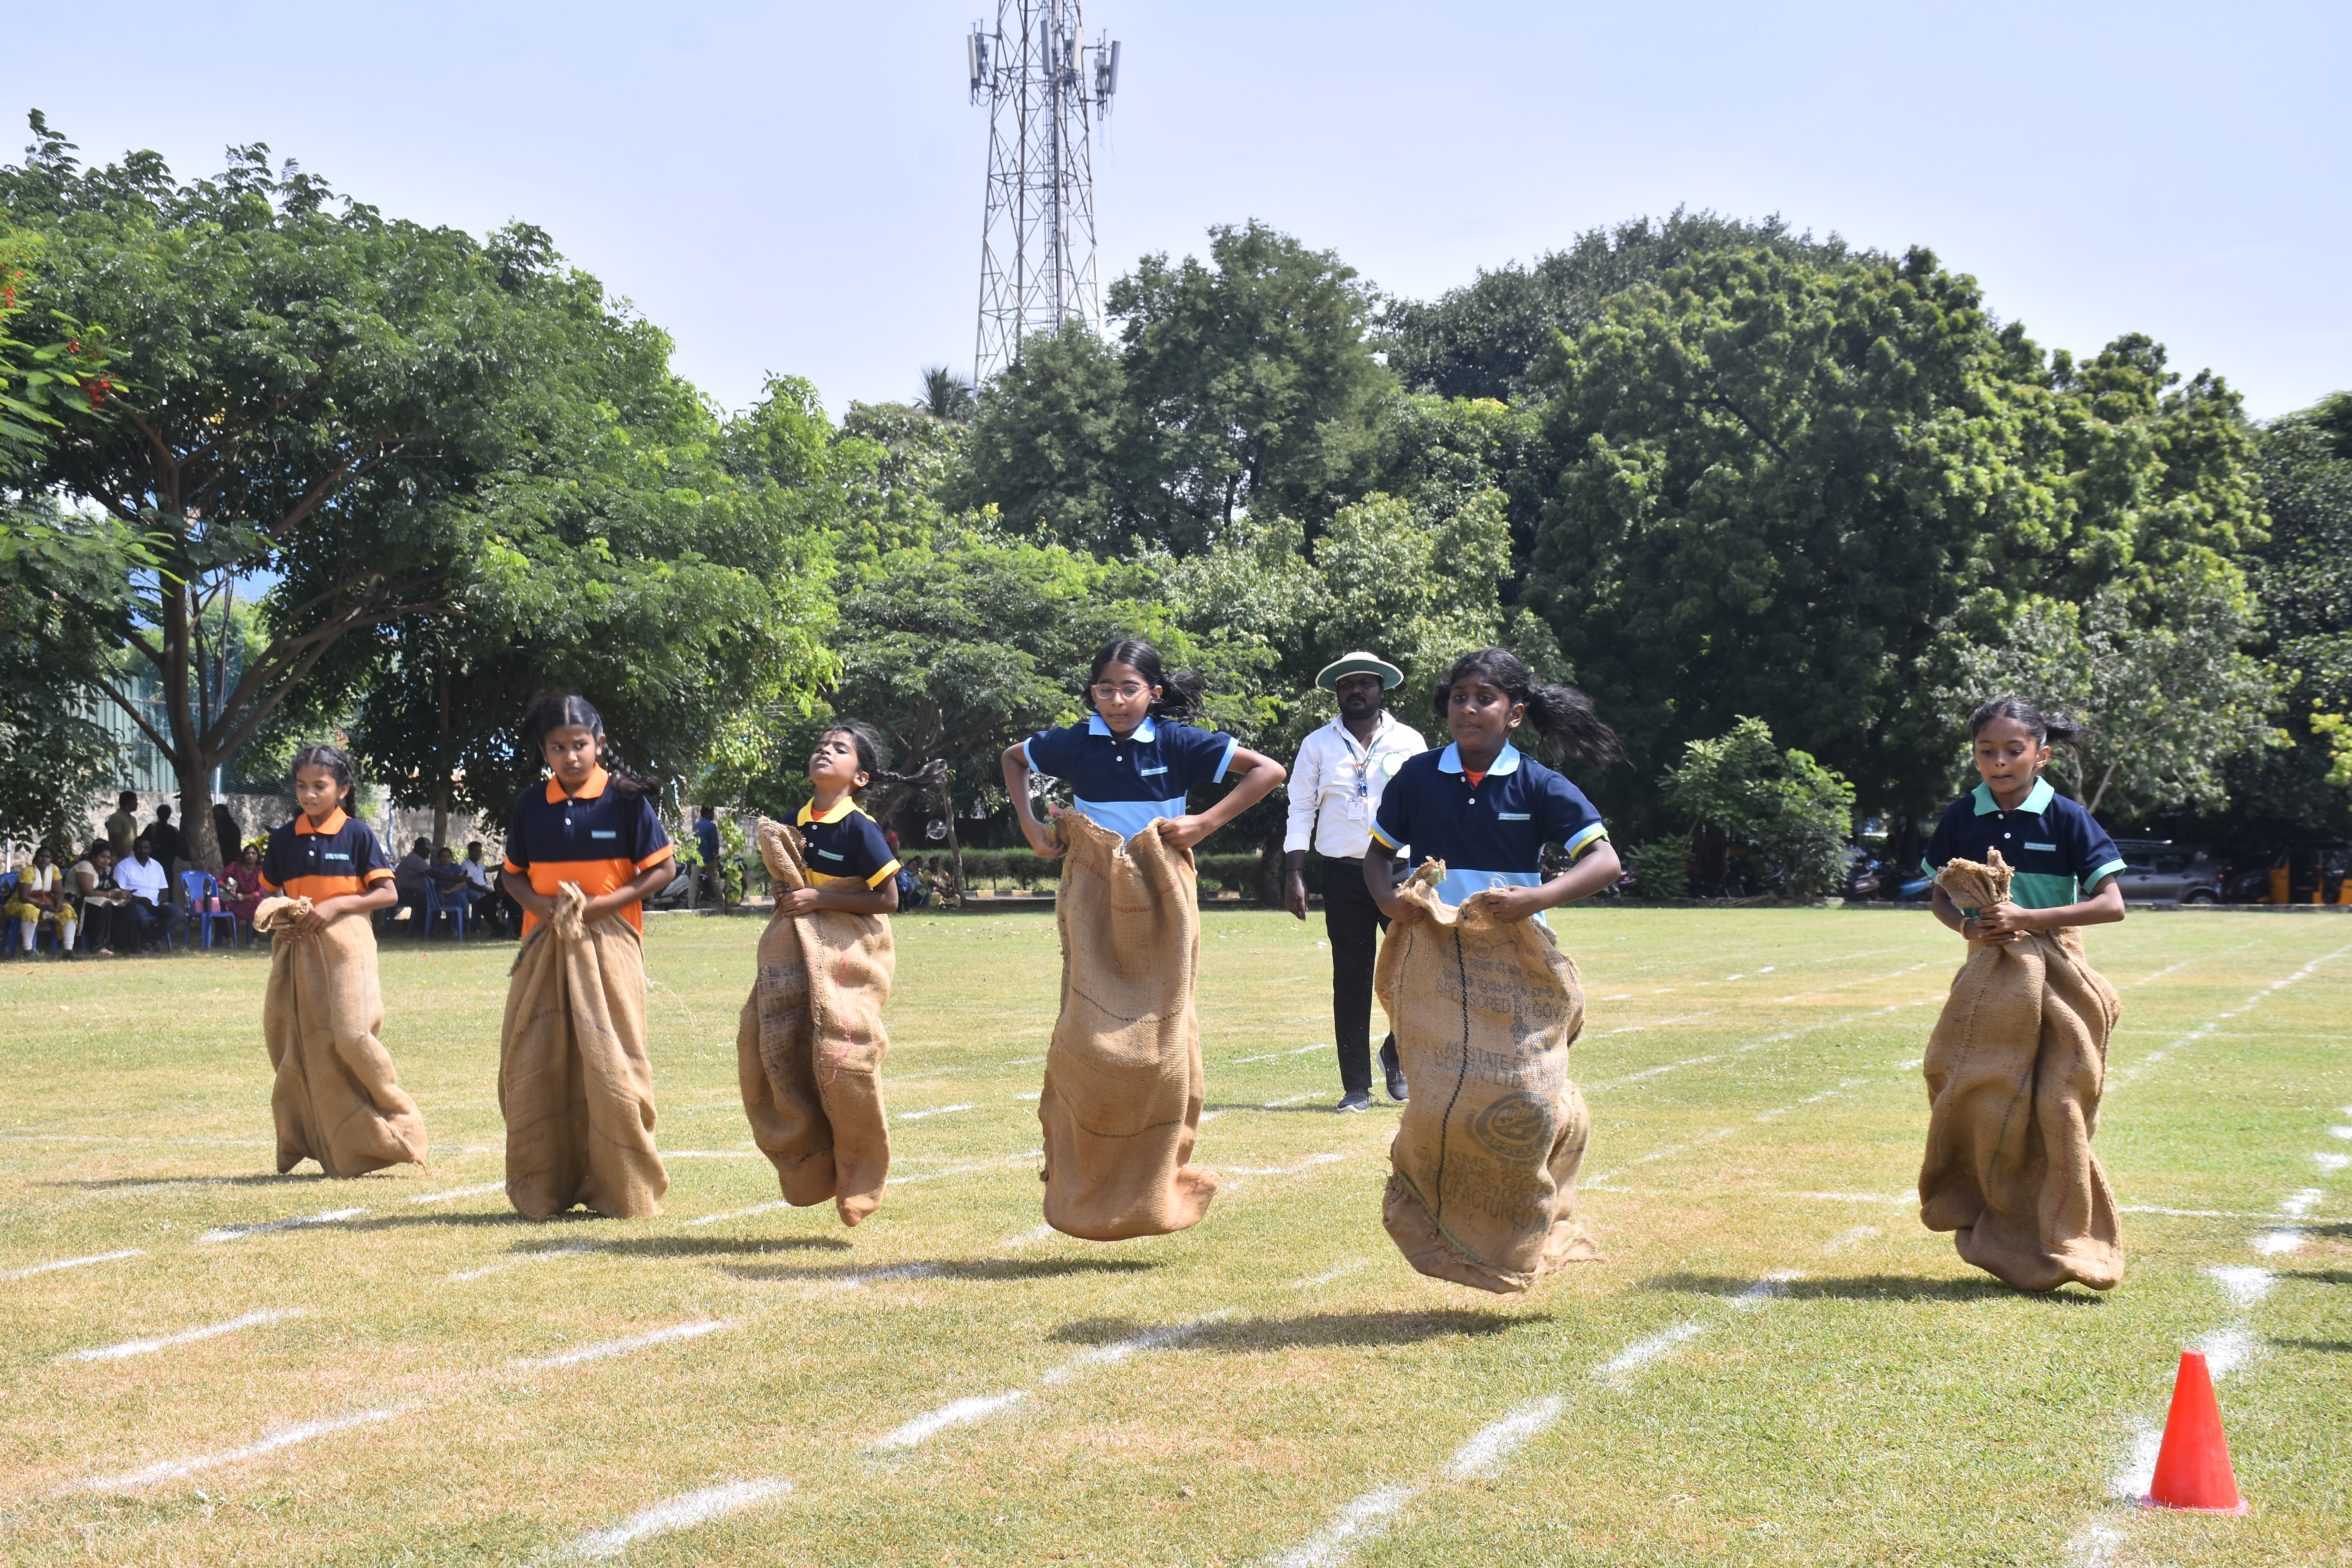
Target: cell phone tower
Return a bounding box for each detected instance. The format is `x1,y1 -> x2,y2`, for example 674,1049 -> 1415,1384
967,3 -> 1120,385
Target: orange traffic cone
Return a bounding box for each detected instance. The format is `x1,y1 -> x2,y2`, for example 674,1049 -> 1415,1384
2141,1350 -> 2249,1514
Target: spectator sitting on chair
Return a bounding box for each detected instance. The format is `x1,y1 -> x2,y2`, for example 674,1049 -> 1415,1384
113,836 -> 185,953
5,845 -> 67,955
461,841 -> 504,935
217,842 -> 265,927
426,846 -> 474,932
104,791 -> 139,861
391,837 -> 432,931
68,843 -> 131,956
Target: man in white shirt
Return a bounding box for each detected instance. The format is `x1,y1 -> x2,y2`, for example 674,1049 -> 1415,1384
112,835 -> 185,952
1283,651 -> 1428,1112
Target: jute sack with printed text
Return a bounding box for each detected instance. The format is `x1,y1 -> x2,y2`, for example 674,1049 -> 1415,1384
1920,851 -> 2123,1291
735,817 -> 894,1226
1038,811 -> 1219,1240
498,882 -> 667,1220
1373,861 -> 1595,1294
254,897 -> 428,1178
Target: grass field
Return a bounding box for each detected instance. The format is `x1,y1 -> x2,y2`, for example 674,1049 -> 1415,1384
0,906 -> 2346,1567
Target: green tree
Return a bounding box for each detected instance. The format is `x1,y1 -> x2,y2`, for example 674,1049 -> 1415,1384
1662,716 -> 1856,899
1111,221 -> 1391,550
1384,208 -> 1862,402
1938,569 -> 2283,820
1523,247 -> 2265,831
4,121 -> 546,870
915,365 -> 975,423
2223,393 -> 2352,833
956,319 -> 1128,553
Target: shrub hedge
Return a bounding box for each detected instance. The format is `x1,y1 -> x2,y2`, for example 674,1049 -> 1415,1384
899,849 -> 1267,898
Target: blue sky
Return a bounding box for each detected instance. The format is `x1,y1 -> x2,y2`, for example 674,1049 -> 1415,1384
9,1 -> 2346,419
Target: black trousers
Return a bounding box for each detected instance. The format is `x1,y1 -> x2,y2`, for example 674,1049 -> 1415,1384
1322,855 -> 1401,1094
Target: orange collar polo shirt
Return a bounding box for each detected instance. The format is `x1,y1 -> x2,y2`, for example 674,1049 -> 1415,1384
258,808 -> 396,903
502,767 -> 673,937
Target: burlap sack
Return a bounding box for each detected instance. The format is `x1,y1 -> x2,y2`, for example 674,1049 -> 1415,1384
1920,851 -> 2123,1291
735,817 -> 895,1227
1373,862 -> 1596,1294
498,883 -> 667,1220
253,897 -> 428,1178
1038,811 -> 1219,1240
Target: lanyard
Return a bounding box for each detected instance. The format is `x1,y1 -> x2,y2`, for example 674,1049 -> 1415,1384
1341,723 -> 1379,798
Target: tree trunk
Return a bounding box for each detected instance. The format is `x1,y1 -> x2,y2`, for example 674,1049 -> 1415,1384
178,764 -> 223,876
940,786 -> 966,902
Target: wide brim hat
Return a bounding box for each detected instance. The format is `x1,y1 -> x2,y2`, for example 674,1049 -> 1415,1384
1315,651 -> 1405,692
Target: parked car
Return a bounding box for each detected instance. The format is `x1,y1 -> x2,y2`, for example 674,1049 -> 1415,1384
2109,840 -> 2223,903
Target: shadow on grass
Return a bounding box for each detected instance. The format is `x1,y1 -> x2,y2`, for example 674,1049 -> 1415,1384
718,1256 -> 1156,1285
1050,1309 -> 1530,1351
598,1235 -> 850,1258
2273,1337 -> 2352,1354
2279,1268 -> 2352,1287
1639,1271 -> 2107,1305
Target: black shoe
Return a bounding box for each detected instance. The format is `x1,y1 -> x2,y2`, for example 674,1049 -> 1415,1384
1379,1035 -> 1408,1103
1336,1091 -> 1371,1113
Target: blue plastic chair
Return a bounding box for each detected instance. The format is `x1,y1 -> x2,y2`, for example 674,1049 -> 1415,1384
423,879 -> 470,940
181,870 -> 240,951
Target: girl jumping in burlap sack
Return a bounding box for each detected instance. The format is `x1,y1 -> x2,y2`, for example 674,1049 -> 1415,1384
738,722 -> 924,1227
253,744 -> 425,1178
1920,697 -> 2129,1292
1000,637 -> 1287,1240
1365,648 -> 1624,1294
498,694 -> 677,1220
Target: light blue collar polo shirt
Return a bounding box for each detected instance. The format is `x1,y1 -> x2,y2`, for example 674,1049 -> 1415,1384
1368,741 -> 1609,925
1021,712 -> 1241,842
1922,775 -> 2126,911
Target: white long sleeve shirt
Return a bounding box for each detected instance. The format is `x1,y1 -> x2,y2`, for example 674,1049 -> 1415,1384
1283,711 -> 1428,860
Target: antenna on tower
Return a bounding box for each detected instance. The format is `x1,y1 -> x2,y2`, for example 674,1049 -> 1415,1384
966,3 -> 1120,386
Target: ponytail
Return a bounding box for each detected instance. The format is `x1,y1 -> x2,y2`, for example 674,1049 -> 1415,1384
1432,647 -> 1627,770
522,691 -> 659,799
815,721 -> 950,799
1087,637 -> 1207,721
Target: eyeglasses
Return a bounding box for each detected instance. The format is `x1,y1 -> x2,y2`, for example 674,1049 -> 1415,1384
1090,682 -> 1151,701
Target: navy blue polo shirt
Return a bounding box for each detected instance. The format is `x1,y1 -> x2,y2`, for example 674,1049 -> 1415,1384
503,766 -> 672,936
1923,777 -> 2125,912
1370,742 -> 1608,924
1022,713 -> 1240,841
259,808 -> 394,903
796,797 -> 900,889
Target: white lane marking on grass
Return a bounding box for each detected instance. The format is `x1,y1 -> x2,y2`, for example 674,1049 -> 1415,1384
2117,1204 -> 2351,1220
1292,1261 -> 1367,1289
2109,943 -> 2352,1093
1621,1055 -> 1721,1083
61,1307 -> 303,1364
1013,1091 -> 1041,1101
897,1104 -> 975,1121
2205,1265 -> 2276,1308
2106,1421 -> 2165,1502
690,1200 -> 793,1227
62,1403 -> 414,1493
661,1150 -> 765,1159
2194,1323 -> 2260,1378
1445,1396 -> 1561,1478
566,1477 -> 793,1559
1231,1043 -> 1331,1064
2251,1229 -> 2306,1256
1823,1226 -> 1880,1253
410,1182 -> 506,1204
875,1390 -> 1027,1449
1795,1191 -> 1914,1205
1198,1111 -> 1223,1122
1264,1093 -> 1318,1108
197,1207 -> 367,1243
6,1247 -> 142,1280
2332,1126 -> 2352,1141
1000,1223 -> 1056,1249
1594,1320 -> 1709,1379
450,1243 -> 596,1282
835,1262 -> 942,1290
1270,1483 -> 1417,1568
512,1319 -> 731,1370
1039,1312 -> 1229,1385
1892,1057 -> 1924,1070
2319,1152 -> 2351,1173
2280,1188 -> 2323,1217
